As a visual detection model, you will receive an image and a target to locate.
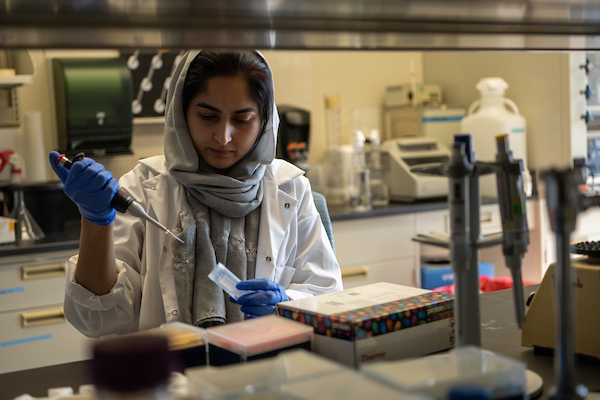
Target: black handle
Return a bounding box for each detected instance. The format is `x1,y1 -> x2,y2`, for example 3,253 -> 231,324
111,188 -> 134,213
56,152 -> 132,213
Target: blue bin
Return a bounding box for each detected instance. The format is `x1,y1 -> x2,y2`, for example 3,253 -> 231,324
421,260 -> 494,290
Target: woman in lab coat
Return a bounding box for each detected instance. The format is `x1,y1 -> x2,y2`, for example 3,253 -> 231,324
49,50 -> 343,338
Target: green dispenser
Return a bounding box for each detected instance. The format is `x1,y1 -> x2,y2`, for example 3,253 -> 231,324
53,57 -> 133,155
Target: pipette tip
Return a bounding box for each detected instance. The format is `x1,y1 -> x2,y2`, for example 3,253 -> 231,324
167,229 -> 184,244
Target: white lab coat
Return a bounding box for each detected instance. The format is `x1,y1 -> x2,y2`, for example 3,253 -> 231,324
63,156 -> 343,338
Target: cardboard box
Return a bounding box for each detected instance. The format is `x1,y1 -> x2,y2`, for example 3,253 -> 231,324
421,260 -> 495,290
277,282 -> 454,368
0,217 -> 16,244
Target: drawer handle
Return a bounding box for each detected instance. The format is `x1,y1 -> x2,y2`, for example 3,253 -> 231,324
342,267 -> 368,278
22,263 -> 67,280
21,308 -> 66,328
480,212 -> 494,224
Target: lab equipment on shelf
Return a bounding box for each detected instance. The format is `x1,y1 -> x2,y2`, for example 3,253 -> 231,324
367,129 -> 389,207
349,130 -> 371,213
9,187 -> 45,242
381,137 -> 451,202
460,77 -> 532,198
323,94 -> 353,206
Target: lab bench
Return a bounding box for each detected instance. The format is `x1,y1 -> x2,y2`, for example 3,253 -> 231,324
2,285 -> 599,400
0,196 -> 549,375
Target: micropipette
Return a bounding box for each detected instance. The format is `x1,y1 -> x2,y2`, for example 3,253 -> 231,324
494,135 -> 529,327
56,153 -> 184,244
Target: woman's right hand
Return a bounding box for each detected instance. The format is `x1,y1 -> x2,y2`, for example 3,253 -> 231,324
49,151 -> 119,226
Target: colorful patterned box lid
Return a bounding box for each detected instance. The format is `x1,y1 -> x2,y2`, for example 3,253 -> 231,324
277,282 -> 454,342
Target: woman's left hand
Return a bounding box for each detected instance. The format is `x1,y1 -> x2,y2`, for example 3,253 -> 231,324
234,278 -> 289,317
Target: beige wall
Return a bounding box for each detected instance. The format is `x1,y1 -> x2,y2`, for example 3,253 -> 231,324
263,50 -> 423,164
11,50 -> 423,180
423,51 -> 588,174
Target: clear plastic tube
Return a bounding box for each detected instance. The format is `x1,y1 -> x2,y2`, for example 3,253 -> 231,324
325,95 -> 343,147
208,263 -> 250,300
367,129 -> 389,207
349,130 -> 372,212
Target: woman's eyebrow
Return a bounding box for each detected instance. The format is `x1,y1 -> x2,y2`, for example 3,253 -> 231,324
196,102 -> 256,114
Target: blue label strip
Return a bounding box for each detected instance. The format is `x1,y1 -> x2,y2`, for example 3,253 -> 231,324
0,334 -> 53,348
422,116 -> 464,123
0,287 -> 24,295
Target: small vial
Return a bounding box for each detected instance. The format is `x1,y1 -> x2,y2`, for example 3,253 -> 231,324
367,129 -> 389,207
208,262 -> 250,301
324,95 -> 343,147
349,130 -> 372,213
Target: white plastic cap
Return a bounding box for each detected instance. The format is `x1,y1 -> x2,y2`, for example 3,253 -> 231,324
352,130 -> 366,148
476,77 -> 508,95
369,129 -> 381,145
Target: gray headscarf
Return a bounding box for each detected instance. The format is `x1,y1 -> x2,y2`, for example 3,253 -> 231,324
164,49 -> 279,218
164,50 -> 279,327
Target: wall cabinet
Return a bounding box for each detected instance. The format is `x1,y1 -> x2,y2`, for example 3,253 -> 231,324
0,249 -> 96,374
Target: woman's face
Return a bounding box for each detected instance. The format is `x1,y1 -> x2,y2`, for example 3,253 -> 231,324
186,75 -> 262,171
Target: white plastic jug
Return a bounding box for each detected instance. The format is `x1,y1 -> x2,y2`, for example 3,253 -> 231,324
460,77 -> 531,198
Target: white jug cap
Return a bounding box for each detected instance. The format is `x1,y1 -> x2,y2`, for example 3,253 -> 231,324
476,77 -> 509,95
352,130 -> 366,148
369,129 -> 381,145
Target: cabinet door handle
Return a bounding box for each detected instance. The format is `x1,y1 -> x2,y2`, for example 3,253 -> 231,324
21,308 -> 66,328
480,212 -> 494,224
342,267 -> 368,278
21,263 -> 67,280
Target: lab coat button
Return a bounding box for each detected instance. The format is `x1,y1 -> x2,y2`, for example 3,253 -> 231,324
171,309 -> 178,315
150,185 -> 156,190
163,246 -> 167,253
266,256 -> 272,262
284,203 -> 290,209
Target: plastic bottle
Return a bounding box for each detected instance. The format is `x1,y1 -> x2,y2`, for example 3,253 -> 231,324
460,77 -> 532,198
349,130 -> 372,212
92,335 -> 174,400
324,95 -> 343,148
324,94 -> 353,205
367,129 -> 389,206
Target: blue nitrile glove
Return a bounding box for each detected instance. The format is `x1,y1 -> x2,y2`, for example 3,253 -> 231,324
49,151 -> 119,226
235,278 -> 289,317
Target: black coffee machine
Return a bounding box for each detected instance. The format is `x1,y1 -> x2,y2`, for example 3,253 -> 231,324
277,105 -> 310,170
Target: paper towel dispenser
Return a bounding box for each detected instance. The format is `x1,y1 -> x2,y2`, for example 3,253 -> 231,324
52,57 -> 133,156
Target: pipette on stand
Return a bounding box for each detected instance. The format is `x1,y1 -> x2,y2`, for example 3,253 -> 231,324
494,135 -> 529,327
55,153 -> 184,244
